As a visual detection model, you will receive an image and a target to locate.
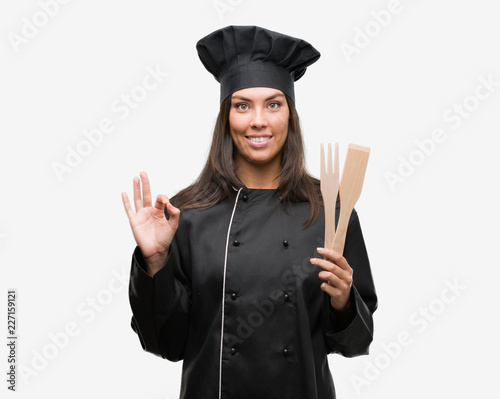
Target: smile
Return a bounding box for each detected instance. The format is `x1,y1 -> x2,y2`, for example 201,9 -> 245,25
245,136 -> 273,147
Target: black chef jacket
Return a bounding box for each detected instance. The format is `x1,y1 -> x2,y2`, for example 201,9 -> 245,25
129,188 -> 377,399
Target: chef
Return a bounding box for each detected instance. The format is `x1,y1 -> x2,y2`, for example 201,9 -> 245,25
122,25 -> 377,399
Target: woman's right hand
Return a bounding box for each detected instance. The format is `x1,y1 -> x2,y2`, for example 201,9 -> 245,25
121,171 -> 180,275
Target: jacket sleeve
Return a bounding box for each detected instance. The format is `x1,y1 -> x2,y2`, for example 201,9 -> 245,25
322,208 -> 378,357
128,229 -> 191,361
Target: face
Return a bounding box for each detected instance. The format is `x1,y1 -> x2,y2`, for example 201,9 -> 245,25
229,87 -> 289,169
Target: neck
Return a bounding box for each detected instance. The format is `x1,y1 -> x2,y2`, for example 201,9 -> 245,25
235,156 -> 281,189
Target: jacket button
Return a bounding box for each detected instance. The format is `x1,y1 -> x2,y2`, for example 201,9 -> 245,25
284,292 -> 290,301
231,292 -> 237,300
242,195 -> 248,202
283,347 -> 289,356
282,240 -> 289,248
231,347 -> 237,355
233,240 -> 240,246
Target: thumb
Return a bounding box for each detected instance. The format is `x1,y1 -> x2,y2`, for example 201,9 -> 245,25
165,200 -> 181,225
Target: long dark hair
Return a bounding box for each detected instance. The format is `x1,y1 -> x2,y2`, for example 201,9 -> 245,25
170,94 -> 323,226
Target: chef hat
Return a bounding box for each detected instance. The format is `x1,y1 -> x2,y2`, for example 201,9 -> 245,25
196,25 -> 321,104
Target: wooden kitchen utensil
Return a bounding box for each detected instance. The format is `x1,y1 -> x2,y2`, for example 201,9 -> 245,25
321,143 -> 370,255
320,143 -> 339,250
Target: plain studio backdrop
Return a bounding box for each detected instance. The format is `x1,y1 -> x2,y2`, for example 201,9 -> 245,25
1,1 -> 499,398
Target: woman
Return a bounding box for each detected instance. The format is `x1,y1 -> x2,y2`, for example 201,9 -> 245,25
122,25 -> 377,399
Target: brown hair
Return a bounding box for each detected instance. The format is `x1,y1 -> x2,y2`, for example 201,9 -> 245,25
170,94 -> 323,226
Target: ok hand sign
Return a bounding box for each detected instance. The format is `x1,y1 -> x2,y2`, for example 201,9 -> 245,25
121,171 -> 180,276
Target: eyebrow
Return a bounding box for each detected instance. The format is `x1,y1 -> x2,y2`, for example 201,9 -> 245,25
231,93 -> 285,102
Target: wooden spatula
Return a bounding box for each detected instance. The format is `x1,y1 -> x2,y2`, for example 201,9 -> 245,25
330,144 -> 370,254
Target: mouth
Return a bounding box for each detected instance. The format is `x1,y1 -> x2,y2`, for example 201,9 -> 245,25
245,135 -> 273,147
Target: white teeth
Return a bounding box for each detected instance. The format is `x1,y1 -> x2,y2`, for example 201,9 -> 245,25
248,136 -> 270,142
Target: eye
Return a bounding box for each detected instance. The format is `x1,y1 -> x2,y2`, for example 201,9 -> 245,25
236,103 -> 249,111
268,102 -> 281,110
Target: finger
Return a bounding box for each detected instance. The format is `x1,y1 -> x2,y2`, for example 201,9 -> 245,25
320,283 -> 350,311
318,270 -> 352,289
316,247 -> 351,271
317,262 -> 352,282
154,194 -> 167,209
153,196 -> 181,226
121,192 -> 134,220
133,176 -> 143,213
320,280 -> 341,297
310,258 -> 352,282
311,257 -> 336,272
140,171 -> 152,207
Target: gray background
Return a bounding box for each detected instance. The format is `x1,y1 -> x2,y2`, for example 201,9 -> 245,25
1,0 -> 499,397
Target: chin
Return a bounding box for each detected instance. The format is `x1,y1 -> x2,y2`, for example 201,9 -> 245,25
247,157 -> 278,166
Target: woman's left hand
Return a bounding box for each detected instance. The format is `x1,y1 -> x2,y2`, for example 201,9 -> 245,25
311,247 -> 353,312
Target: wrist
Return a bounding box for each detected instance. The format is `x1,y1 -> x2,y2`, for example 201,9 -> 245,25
332,297 -> 351,313
143,248 -> 169,276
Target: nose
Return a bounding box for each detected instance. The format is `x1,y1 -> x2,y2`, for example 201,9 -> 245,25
250,107 -> 268,128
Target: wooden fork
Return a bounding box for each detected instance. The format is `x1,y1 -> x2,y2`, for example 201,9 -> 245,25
320,143 -> 339,251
